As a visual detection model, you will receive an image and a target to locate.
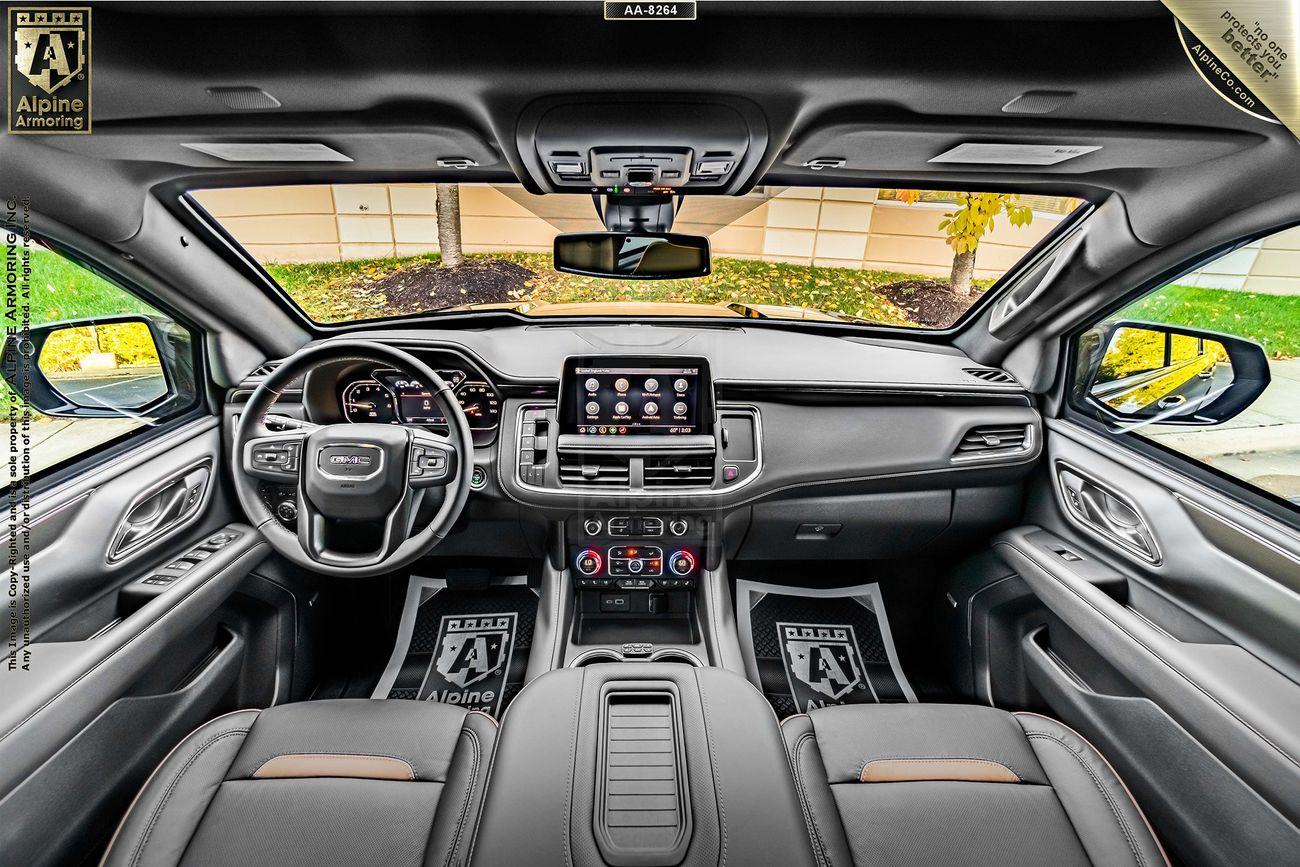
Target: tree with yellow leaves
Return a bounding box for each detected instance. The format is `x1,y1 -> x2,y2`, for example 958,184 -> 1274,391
895,191 -> 1034,297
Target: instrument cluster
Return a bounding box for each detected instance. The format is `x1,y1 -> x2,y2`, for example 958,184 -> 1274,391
339,367 -> 501,432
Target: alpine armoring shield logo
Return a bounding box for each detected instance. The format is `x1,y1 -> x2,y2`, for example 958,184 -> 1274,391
778,622 -> 877,711
417,613 -> 517,715
13,9 -> 84,93
8,7 -> 91,133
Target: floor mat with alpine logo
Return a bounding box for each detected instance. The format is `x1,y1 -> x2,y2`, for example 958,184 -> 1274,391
372,575 -> 538,717
735,579 -> 917,718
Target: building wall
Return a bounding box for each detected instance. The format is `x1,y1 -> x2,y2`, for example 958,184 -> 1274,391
1168,225 -> 1300,296
192,183 -> 1070,281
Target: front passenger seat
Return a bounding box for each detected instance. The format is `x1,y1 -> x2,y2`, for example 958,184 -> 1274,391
101,699 -> 494,867
782,703 -> 1168,866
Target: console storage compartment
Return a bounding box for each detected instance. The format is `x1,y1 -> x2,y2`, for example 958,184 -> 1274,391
472,663 -> 816,867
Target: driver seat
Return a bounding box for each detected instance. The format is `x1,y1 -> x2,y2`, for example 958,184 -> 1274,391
100,699 -> 495,867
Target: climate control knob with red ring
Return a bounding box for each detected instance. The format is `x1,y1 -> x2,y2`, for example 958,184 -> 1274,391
575,548 -> 603,576
669,550 -> 696,576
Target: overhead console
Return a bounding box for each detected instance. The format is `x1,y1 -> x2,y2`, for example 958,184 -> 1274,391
515,96 -> 770,195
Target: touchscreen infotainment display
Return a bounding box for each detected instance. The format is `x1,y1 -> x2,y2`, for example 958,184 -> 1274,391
563,359 -> 708,436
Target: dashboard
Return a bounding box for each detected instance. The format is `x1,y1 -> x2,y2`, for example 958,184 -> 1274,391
239,324 -> 1043,547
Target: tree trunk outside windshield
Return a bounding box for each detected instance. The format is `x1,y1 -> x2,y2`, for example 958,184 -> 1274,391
949,249 -> 976,297
436,183 -> 464,268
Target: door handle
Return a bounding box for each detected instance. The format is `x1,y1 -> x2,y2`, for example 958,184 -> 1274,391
1055,462 -> 1161,564
108,464 -> 211,562
118,482 -> 189,550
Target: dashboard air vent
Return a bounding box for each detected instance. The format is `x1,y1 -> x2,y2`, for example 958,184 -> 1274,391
953,425 -> 1032,460
963,367 -> 1016,385
250,360 -> 283,378
558,454 -> 631,488
644,455 -> 715,489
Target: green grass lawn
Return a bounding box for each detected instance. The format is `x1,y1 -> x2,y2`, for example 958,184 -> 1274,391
29,245 -> 159,324
1115,284 -> 1300,358
265,251 -> 934,326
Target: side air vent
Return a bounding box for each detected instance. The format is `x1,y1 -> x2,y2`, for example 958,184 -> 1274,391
249,360 -> 282,378
644,455 -> 715,489
963,367 -> 1016,385
952,425 -> 1033,462
558,454 -> 631,488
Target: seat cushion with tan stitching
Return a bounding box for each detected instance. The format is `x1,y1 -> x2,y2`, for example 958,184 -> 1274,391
101,699 -> 496,867
781,703 -> 1168,867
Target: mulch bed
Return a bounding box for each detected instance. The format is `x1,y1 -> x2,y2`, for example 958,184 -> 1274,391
373,258 -> 535,311
874,279 -> 984,328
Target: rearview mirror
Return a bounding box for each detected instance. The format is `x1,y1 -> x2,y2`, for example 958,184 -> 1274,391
1083,320 -> 1270,426
553,232 -> 710,280
2,315 -> 180,418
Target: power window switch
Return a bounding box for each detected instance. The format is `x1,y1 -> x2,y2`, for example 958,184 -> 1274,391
166,560 -> 196,572
184,549 -> 213,562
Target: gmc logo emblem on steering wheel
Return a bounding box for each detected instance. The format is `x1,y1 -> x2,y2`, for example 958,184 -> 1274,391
329,454 -> 373,466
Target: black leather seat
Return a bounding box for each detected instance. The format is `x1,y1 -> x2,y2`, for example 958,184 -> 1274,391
101,699 -> 495,867
781,703 -> 1168,867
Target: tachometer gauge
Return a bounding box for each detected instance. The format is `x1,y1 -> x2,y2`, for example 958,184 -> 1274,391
456,381 -> 500,430
341,381 -> 397,424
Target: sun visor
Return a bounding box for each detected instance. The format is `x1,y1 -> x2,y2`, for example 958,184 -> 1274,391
34,108 -> 501,171
782,116 -> 1265,176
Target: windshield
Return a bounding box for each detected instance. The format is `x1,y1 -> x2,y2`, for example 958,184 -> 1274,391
191,183 -> 1083,329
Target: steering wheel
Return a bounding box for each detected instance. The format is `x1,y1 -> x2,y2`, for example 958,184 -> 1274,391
232,340 -> 473,577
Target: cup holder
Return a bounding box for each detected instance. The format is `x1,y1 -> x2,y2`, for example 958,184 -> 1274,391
568,648 -> 705,667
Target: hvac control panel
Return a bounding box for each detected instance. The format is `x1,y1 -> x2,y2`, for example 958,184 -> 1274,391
568,514 -> 702,590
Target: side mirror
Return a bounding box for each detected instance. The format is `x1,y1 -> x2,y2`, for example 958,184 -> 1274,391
1083,320 -> 1270,426
1,315 -> 187,418
553,232 -> 711,280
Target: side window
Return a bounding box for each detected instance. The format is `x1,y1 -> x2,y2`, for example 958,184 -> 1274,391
6,241 -> 200,479
1073,226 -> 1299,508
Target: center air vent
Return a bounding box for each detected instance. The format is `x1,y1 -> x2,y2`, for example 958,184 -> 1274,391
962,367 -> 1016,385
953,425 -> 1033,462
559,454 -> 631,488
644,455 -> 715,489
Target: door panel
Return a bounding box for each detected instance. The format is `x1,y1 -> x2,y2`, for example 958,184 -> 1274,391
996,418 -> 1300,863
0,416 -> 270,865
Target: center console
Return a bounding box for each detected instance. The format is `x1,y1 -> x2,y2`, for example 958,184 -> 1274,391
567,511 -> 705,647
471,662 -> 816,867
508,356 -> 762,665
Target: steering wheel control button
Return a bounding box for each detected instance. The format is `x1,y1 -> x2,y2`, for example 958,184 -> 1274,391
576,549 -> 603,576
670,550 -> 697,576
251,441 -> 301,475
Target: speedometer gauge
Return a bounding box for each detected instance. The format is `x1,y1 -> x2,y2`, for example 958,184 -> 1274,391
456,381 -> 500,430
341,381 -> 397,424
